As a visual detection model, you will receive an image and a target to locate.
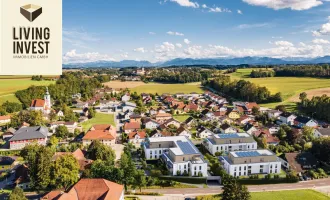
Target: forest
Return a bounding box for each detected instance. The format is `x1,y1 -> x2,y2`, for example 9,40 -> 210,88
298,92 -> 330,122
250,69 -> 275,78
274,65 -> 330,78
203,75 -> 282,103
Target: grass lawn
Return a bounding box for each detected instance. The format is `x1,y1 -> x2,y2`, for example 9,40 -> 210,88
197,190 -> 330,200
251,190 -> 330,200
229,69 -> 330,109
131,83 -> 204,94
173,114 -> 190,122
0,78 -> 54,104
80,113 -> 115,131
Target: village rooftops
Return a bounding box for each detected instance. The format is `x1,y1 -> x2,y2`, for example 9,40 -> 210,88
9,126 -> 48,141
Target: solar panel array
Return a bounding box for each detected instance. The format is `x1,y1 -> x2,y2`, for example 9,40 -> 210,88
235,151 -> 261,157
218,133 -> 240,139
177,141 -> 198,154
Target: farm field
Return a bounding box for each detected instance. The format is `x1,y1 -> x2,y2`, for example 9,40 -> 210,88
103,81 -> 147,89
229,69 -> 330,108
0,78 -> 55,104
80,112 -> 115,131
131,83 -> 204,94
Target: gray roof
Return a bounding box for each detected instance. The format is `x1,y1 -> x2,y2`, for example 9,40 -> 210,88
9,126 -> 48,141
317,128 -> 330,136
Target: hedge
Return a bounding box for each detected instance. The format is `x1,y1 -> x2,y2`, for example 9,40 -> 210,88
0,150 -> 21,156
237,178 -> 298,185
158,176 -> 207,184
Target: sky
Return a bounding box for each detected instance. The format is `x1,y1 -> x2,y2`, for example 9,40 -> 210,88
62,0 -> 330,64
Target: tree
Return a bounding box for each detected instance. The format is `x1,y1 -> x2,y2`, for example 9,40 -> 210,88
222,176 -> 250,200
87,141 -> 116,164
56,125 -> 70,138
134,170 -> 147,192
49,110 -> 57,122
48,136 -> 59,149
90,160 -> 123,183
51,154 -> 80,190
21,144 -> 53,190
1,101 -> 22,113
120,152 -> 136,190
302,126 -> 314,142
88,107 -> 96,118
9,187 -> 27,200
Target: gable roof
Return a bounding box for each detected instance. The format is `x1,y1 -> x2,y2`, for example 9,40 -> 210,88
0,115 -> 10,121
30,99 -> 45,107
280,112 -> 294,118
128,131 -> 146,139
316,128 -> 330,136
295,116 -> 313,124
124,122 -> 140,130
9,126 -> 48,141
83,130 -> 115,140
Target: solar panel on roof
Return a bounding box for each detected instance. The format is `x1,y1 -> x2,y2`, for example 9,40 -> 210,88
218,134 -> 240,139
235,151 -> 261,157
177,141 -> 198,154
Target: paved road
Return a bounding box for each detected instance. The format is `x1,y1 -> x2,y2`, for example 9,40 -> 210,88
142,178 -> 330,195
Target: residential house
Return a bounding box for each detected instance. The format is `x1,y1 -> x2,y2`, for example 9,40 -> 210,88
220,124 -> 237,134
267,110 -> 282,119
155,113 -> 172,123
128,130 -> 147,144
197,127 -> 214,138
233,102 -> 259,114
278,112 -> 296,126
56,110 -> 64,118
122,102 -> 137,112
294,116 -> 318,128
164,118 -> 181,128
314,128 -> 330,138
144,118 -> 160,130
226,108 -> 240,120
184,117 -> 196,128
144,136 -> 208,177
14,165 -> 30,189
130,114 -> 142,123
53,149 -> 93,171
42,179 -> 124,200
74,101 -> 88,109
83,124 -> 117,147
204,133 -> 257,155
123,122 -> 141,134
253,129 -> 280,145
2,128 -> 16,140
284,152 -> 319,174
9,126 -> 48,150
236,115 -> 252,125
121,93 -> 131,102
221,150 -> 281,177
119,110 -> 133,121
49,121 -> 79,134
176,126 -> 192,138
0,115 -> 11,124
244,124 -> 258,135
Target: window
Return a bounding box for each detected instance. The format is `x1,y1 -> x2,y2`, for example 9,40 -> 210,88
183,157 -> 185,161
260,169 -> 263,173
199,166 -> 202,170
239,166 -> 241,171
159,144 -> 161,148
159,150 -> 162,154
216,147 -> 219,151
194,167 -> 196,170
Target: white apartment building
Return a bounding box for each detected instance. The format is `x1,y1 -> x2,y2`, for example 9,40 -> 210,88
143,136 -> 208,177
203,133 -> 257,155
221,150 -> 281,177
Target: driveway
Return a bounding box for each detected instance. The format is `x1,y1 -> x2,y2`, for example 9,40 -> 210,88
112,144 -> 124,160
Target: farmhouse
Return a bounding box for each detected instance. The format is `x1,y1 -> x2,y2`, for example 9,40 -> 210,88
9,126 -> 48,150
123,122 -> 141,133
83,125 -> 117,147
0,115 -> 11,124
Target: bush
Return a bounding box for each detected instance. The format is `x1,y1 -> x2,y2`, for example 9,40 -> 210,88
150,170 -> 162,177
125,191 -> 162,196
238,177 -> 298,185
158,176 -> 207,184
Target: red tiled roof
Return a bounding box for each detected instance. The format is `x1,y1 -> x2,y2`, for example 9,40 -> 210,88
30,99 -> 45,107
124,122 -> 140,130
0,115 -> 10,120
253,129 -> 279,143
246,102 -> 259,110
128,131 -> 146,139
83,130 -> 115,140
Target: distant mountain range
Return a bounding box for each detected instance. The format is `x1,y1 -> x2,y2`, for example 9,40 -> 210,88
62,56 -> 330,68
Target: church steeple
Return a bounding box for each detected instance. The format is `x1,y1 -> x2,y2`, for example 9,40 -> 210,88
44,87 -> 51,111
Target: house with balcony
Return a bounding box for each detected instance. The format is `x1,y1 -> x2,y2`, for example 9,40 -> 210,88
204,133 -> 257,155
221,149 -> 281,177
143,136 -> 208,177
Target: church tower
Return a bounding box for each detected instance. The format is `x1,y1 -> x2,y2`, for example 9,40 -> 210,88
44,87 -> 51,113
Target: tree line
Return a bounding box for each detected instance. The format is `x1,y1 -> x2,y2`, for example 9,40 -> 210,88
274,65 -> 330,78
203,75 -> 282,103
298,92 -> 330,122
250,69 -> 275,78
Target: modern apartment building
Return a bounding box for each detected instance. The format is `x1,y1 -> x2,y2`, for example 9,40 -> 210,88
203,133 -> 257,155
143,136 -> 208,177
221,150 -> 281,177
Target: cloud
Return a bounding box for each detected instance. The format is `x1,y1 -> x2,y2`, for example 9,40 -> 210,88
63,50 -> 115,64
120,52 -> 129,58
134,47 -> 146,53
209,7 -> 231,13
202,4 -> 208,8
236,23 -> 270,29
242,0 -> 323,11
63,28 -> 100,49
313,38 -> 330,44
176,43 -> 183,48
149,32 -> 156,35
273,40 -> 294,47
169,0 -> 199,8
184,39 -> 191,44
237,10 -> 243,14
313,18 -> 330,36
167,31 -> 184,36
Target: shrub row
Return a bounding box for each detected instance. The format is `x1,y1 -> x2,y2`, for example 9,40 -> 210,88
237,178 -> 298,185
158,176 -> 207,184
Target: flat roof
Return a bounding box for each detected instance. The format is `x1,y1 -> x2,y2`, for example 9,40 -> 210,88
215,133 -> 251,139
231,150 -> 274,158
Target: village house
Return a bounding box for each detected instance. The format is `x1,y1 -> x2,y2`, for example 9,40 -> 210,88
49,121 -> 79,134
236,115 -> 252,125
184,117 -> 196,129
244,124 -> 258,135
283,152 -> 318,174
144,118 -> 161,130
226,108 -> 240,120
176,126 -> 192,138
278,112 -> 297,126
253,129 -> 280,145
2,128 -> 16,140
198,127 -> 214,138
121,93 -> 131,102
154,113 -> 172,123
233,102 -> 259,115
294,116 -> 318,128
53,149 -> 93,171
314,127 -> 330,138
267,110 -> 282,119
220,124 -> 237,134
0,115 -> 11,124
163,118 -> 181,128
9,126 -> 48,150
128,130 -> 147,144
42,179 -> 124,200
83,124 -> 117,147
123,122 -> 141,134
122,102 -> 137,112
129,114 -> 142,123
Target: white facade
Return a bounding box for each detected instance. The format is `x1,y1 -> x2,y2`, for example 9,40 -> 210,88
10,138 -> 47,150
279,114 -> 296,126
121,94 -> 131,102
83,139 -> 115,147
204,133 -> 257,155
221,150 -> 281,177
145,120 -> 160,130
198,128 -> 214,138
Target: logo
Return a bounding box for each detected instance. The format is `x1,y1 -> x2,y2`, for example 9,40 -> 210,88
20,4 -> 42,22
